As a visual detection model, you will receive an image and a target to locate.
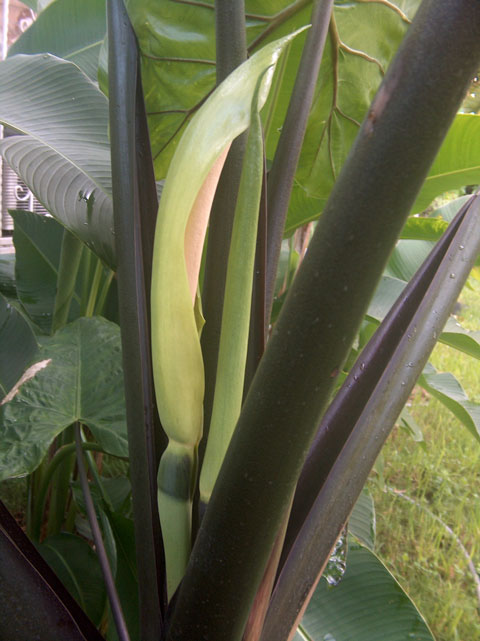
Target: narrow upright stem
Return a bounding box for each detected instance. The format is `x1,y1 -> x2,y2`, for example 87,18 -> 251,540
266,0 -> 334,319
75,424 -> 131,641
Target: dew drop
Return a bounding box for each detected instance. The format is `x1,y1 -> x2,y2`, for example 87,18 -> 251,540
449,273 -> 456,279
459,244 -> 465,250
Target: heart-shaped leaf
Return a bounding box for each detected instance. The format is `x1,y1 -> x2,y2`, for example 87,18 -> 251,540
0,316 -> 127,480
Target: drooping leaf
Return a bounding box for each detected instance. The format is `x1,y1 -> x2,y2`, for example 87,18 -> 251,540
420,362 -> 480,442
0,54 -> 115,268
294,542 -> 434,641
8,0 -> 107,81
0,316 -> 127,480
38,533 -> 106,626
0,293 -> 38,401
12,210 -> 71,333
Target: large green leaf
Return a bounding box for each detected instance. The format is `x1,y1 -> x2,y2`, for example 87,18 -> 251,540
8,0 -> 106,81
0,54 -> 115,268
124,0 -> 419,181
295,541 -> 434,641
38,533 -> 106,626
0,294 -> 38,401
12,210 -> 70,333
420,362 -> 480,442
0,317 -> 127,480
412,114 -> 480,212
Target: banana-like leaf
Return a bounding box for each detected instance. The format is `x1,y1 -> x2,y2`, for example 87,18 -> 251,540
294,541 -> 434,641
38,533 -> 106,626
8,0 -> 106,81
0,317 -> 127,480
0,294 -> 38,401
0,54 -> 115,268
3,137 -> 115,268
420,362 -> 480,441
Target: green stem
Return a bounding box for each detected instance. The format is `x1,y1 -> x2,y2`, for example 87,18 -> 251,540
46,425 -> 75,537
80,245 -> 93,316
31,441 -> 110,542
94,268 -> 115,316
84,258 -> 104,317
52,229 -> 84,333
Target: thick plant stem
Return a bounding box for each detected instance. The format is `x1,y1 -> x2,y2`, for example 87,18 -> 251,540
278,195 -> 475,567
199,0 -> 247,471
261,195 -> 480,641
265,0 -> 334,319
51,228 -> 83,333
166,2 -> 480,640
108,0 -> 165,636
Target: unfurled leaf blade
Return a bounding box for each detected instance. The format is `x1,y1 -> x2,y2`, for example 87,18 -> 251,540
420,363 -> 480,441
294,542 -> 434,641
0,317 -> 127,480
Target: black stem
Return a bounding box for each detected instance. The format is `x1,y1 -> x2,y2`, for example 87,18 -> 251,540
74,424 -> 130,641
107,0 -> 165,635
265,0 -> 334,319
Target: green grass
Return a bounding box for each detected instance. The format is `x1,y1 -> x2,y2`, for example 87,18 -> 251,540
369,277 -> 480,641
